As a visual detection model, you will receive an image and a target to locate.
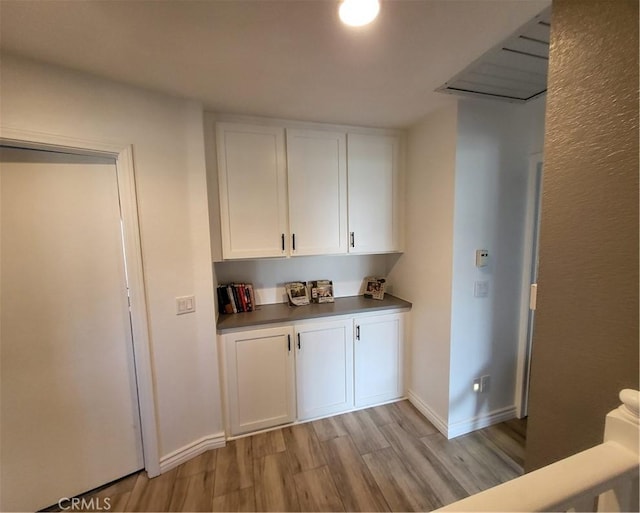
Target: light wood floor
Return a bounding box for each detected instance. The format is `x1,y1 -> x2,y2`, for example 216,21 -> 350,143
57,400 -> 527,512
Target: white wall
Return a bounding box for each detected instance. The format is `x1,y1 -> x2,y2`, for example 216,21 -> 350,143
386,102 -> 458,427
448,98 -> 545,431
215,254 -> 388,305
1,55 -> 223,459
388,96 -> 545,436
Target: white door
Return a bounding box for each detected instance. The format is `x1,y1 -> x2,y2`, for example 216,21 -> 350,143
216,123 -> 289,259
354,314 -> 404,407
516,154 -> 544,418
0,147 -> 144,512
295,320 -> 353,420
224,326 -> 296,435
286,129 -> 348,256
347,133 -> 400,253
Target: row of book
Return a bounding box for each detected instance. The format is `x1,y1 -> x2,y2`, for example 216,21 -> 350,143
217,283 -> 255,314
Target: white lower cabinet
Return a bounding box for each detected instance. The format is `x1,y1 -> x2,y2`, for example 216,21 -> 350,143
223,325 -> 296,435
295,319 -> 354,420
354,313 -> 404,408
221,312 -> 405,436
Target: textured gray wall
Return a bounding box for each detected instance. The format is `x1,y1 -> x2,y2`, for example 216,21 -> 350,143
525,0 -> 639,472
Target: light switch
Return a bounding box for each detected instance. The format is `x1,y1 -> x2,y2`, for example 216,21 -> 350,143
474,281 -> 489,297
176,295 -> 196,315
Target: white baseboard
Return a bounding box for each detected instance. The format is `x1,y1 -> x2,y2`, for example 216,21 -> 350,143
407,389 -> 517,440
407,389 -> 449,437
159,432 -> 226,474
447,405 -> 517,439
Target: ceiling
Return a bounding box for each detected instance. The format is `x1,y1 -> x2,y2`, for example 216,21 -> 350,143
0,0 -> 550,128
437,6 -> 551,103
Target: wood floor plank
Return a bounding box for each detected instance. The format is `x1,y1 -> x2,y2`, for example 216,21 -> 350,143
321,435 -> 390,512
168,471 -> 215,512
380,422 -> 467,508
213,437 -> 253,497
389,400 -> 439,437
212,487 -> 256,512
420,433 -> 504,494
363,446 -> 438,512
293,465 -> 345,512
125,468 -> 178,512
311,415 -> 348,442
252,429 -> 286,459
341,409 -> 391,455
504,417 -> 528,439
462,431 -> 523,480
253,452 -> 300,512
177,450 -> 216,478
108,492 -> 131,512
476,423 -> 526,467
283,423 -> 326,473
367,403 -> 398,427
87,472 -> 140,499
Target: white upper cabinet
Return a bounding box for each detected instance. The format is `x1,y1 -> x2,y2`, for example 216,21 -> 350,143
286,129 -> 348,256
347,133 -> 403,253
215,120 -> 403,259
216,123 -> 288,259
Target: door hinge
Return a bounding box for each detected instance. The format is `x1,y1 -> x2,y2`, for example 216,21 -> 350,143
529,283 -> 538,311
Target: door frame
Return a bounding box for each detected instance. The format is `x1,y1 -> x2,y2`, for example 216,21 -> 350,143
515,152 -> 544,418
0,126 -> 161,477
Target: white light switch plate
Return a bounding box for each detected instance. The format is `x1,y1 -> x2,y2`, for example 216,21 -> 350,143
176,295 -> 196,315
474,281 -> 489,297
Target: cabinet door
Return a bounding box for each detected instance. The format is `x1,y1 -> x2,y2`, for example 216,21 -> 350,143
286,129 -> 348,256
217,123 -> 289,259
347,133 -> 402,253
354,313 -> 404,407
224,326 -> 296,435
295,320 -> 353,420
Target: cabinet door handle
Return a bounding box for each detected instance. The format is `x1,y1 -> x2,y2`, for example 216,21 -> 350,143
350,232 -> 355,248
292,233 -> 296,251
297,333 -> 301,350
287,334 -> 291,352
281,233 -> 285,252
356,325 -> 360,340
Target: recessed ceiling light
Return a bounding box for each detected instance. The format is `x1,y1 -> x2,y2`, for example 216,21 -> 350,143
339,0 -> 380,27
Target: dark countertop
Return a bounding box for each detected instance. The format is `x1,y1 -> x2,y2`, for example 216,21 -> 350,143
216,294 -> 412,333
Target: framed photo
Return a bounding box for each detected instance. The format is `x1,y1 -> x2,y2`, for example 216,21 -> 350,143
364,276 -> 386,300
285,281 -> 310,306
309,280 -> 334,303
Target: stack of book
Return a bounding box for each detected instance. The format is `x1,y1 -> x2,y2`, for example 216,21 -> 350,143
217,283 -> 256,314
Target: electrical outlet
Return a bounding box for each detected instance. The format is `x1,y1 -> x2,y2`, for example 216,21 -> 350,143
480,375 -> 490,393
473,378 -> 481,393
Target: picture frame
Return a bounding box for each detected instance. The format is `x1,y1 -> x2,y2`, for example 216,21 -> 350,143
285,281 -> 310,306
364,276 -> 386,300
309,279 -> 334,303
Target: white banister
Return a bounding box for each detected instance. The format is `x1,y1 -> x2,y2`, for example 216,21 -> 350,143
598,389 -> 639,512
437,389 -> 640,513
